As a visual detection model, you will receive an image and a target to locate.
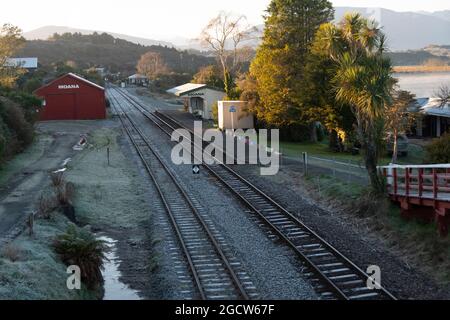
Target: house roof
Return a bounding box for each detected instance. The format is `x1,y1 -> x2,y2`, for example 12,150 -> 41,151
167,83 -> 225,96
128,74 -> 148,79
35,73 -> 104,93
418,97 -> 450,118
5,57 -> 38,69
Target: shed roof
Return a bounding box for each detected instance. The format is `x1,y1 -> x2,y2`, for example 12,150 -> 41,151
167,83 -> 207,96
167,83 -> 225,97
5,57 -> 38,69
35,73 -> 104,93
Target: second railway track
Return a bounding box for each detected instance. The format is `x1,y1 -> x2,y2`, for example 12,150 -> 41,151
108,88 -> 258,300
110,86 -> 397,301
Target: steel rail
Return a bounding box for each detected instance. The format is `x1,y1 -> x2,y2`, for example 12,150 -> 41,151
108,88 -> 250,300
113,86 -> 396,300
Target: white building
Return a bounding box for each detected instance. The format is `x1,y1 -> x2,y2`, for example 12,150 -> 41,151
127,74 -> 149,86
167,83 -> 226,120
411,97 -> 450,138
5,57 -> 38,69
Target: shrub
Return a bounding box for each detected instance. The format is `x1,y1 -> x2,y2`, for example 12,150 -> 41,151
56,182 -> 75,206
0,98 -> 34,155
1,243 -> 22,262
211,101 -> 218,125
50,172 -> 65,188
22,78 -> 42,94
37,194 -> 58,219
425,133 -> 450,164
53,225 -> 106,290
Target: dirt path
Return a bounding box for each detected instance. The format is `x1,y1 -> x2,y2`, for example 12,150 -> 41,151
0,121 -> 109,243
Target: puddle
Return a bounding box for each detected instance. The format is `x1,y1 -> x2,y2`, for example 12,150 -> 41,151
97,235 -> 141,300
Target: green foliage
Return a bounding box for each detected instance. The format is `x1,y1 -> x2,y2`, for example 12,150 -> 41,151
0,24 -> 26,87
425,133 -> 450,164
150,73 -> 192,92
0,88 -> 40,164
211,101 -> 219,125
301,24 -> 355,148
0,97 -> 35,161
320,13 -> 395,191
22,77 -> 42,94
53,224 -> 105,290
192,65 -> 224,90
250,0 -> 334,139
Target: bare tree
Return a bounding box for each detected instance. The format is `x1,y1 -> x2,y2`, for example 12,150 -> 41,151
137,51 -> 170,80
435,85 -> 450,108
197,12 -> 256,97
385,90 -> 417,163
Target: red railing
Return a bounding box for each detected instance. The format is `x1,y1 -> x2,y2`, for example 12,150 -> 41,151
380,165 -> 450,201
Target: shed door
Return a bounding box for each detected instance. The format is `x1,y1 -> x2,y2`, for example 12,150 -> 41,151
44,94 -> 76,120
191,97 -> 204,111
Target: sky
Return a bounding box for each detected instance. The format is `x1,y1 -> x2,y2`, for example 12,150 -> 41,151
0,0 -> 449,40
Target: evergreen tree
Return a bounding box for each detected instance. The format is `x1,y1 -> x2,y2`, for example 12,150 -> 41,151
250,0 -> 333,139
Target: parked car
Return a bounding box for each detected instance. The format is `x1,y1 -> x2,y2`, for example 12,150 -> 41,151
386,134 -> 409,157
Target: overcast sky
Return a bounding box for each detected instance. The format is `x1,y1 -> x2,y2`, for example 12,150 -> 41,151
0,0 -> 449,40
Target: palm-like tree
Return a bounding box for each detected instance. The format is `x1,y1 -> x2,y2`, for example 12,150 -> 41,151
321,13 -> 395,191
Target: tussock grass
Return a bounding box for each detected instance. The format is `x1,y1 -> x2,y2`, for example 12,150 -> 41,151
1,243 -> 23,262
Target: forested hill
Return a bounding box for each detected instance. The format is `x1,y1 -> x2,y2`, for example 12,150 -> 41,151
17,32 -> 214,75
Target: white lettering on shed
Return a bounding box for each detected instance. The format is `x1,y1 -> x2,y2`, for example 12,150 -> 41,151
58,84 -> 80,89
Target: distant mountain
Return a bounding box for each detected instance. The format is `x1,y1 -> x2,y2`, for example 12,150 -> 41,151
23,7 -> 450,52
18,32 -> 213,75
248,7 -> 450,51
23,26 -> 175,48
333,7 -> 450,50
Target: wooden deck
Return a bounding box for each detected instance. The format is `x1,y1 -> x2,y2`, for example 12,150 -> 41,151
379,164 -> 450,236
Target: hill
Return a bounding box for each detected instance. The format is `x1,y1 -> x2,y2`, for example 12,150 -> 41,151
17,32 -> 214,75
23,26 -> 174,47
386,45 -> 450,66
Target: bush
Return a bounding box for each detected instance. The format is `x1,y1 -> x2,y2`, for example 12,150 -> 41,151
425,133 -> 450,164
22,78 -> 42,94
211,101 -> 218,125
0,97 -> 35,161
53,225 -> 106,290
1,243 -> 22,262
37,194 -> 58,219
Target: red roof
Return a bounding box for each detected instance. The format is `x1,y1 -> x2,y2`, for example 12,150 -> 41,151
35,73 -> 104,94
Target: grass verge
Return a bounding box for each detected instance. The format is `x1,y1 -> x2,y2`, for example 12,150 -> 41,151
280,139 -> 425,166
0,214 -> 97,300
303,174 -> 450,284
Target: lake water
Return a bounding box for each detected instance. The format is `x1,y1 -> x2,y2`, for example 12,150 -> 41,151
394,72 -> 450,98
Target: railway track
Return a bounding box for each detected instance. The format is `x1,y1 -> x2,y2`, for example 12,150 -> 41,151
108,88 -> 257,300
110,86 -> 397,300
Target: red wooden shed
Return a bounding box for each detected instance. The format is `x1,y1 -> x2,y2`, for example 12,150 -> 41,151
34,73 -> 106,121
